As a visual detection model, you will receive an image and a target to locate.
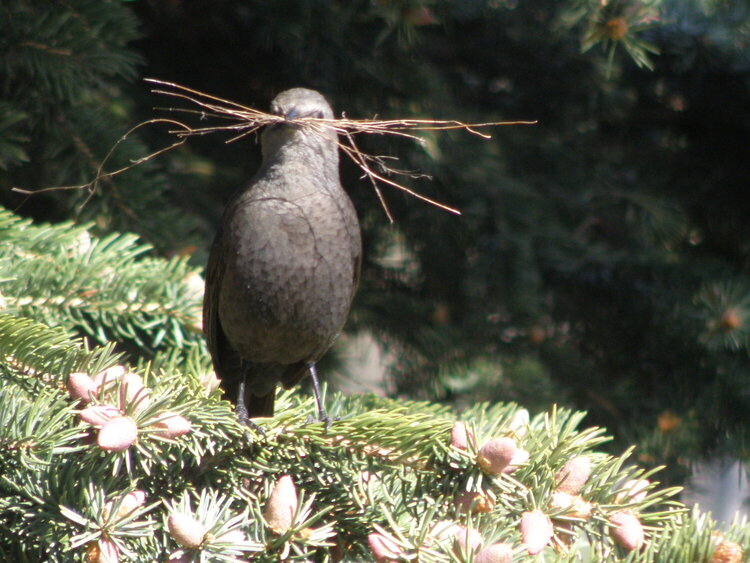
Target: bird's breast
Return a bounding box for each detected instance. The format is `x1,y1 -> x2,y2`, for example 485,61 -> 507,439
217,182 -> 359,364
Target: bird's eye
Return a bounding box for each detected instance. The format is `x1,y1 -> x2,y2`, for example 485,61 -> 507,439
311,109 -> 325,119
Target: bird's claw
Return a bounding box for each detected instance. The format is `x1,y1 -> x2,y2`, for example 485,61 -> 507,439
305,412 -> 337,431
237,404 -> 266,435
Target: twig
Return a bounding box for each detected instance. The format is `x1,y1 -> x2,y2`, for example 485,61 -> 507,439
13,78 -> 537,221
343,130 -> 394,223
12,119 -> 191,199
141,79 -> 535,219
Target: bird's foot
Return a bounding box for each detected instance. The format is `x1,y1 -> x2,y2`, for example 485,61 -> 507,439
237,404 -> 265,435
305,362 -> 335,430
305,411 -> 337,431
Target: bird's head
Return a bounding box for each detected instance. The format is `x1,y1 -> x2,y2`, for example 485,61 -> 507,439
269,88 -> 334,121
261,88 -> 337,161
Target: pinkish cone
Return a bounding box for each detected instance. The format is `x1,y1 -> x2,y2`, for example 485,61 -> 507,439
67,372 -> 98,403
97,416 -> 137,451
95,537 -> 119,563
520,510 -> 553,555
368,532 -> 403,562
556,456 -> 592,495
93,365 -> 126,391
79,404 -> 120,427
503,448 -> 530,474
264,475 -> 298,534
168,512 -> 206,549
475,543 -> 513,563
153,411 -> 192,438
450,421 -> 468,450
477,437 -> 517,474
610,511 -> 644,551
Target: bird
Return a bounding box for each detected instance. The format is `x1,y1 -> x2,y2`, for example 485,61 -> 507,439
203,88 -> 361,423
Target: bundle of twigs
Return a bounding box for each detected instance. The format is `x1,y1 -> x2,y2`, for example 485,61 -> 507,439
15,79 -> 535,220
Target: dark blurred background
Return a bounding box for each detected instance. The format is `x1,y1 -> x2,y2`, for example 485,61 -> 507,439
2,0 -> 750,486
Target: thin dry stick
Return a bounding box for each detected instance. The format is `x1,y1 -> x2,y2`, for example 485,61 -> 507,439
343,130 -> 395,223
142,79 -> 535,219
340,133 -> 460,216
13,78 -> 536,221
11,119 -> 192,201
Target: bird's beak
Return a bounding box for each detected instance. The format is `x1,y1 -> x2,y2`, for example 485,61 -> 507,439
283,107 -> 301,121
268,107 -> 316,132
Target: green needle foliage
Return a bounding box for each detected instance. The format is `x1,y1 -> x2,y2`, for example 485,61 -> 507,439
0,0 -> 201,251
4,0 -> 750,485
0,207 -> 204,358
0,210 -> 748,562
3,1 -> 750,559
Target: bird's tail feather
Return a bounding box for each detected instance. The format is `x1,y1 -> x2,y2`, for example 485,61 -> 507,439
247,391 -> 275,418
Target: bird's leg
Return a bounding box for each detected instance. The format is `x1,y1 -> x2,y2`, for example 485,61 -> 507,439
236,362 -> 250,426
308,362 -> 332,429
236,361 -> 264,435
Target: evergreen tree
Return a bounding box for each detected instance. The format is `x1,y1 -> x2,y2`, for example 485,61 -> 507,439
1,206 -> 749,561
126,0 -> 750,480
0,0 -> 202,251
2,2 -> 750,559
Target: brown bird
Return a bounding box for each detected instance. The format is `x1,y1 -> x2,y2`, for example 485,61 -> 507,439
203,88 -> 361,423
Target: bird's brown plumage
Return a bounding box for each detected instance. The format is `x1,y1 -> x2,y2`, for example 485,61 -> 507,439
203,88 -> 361,418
